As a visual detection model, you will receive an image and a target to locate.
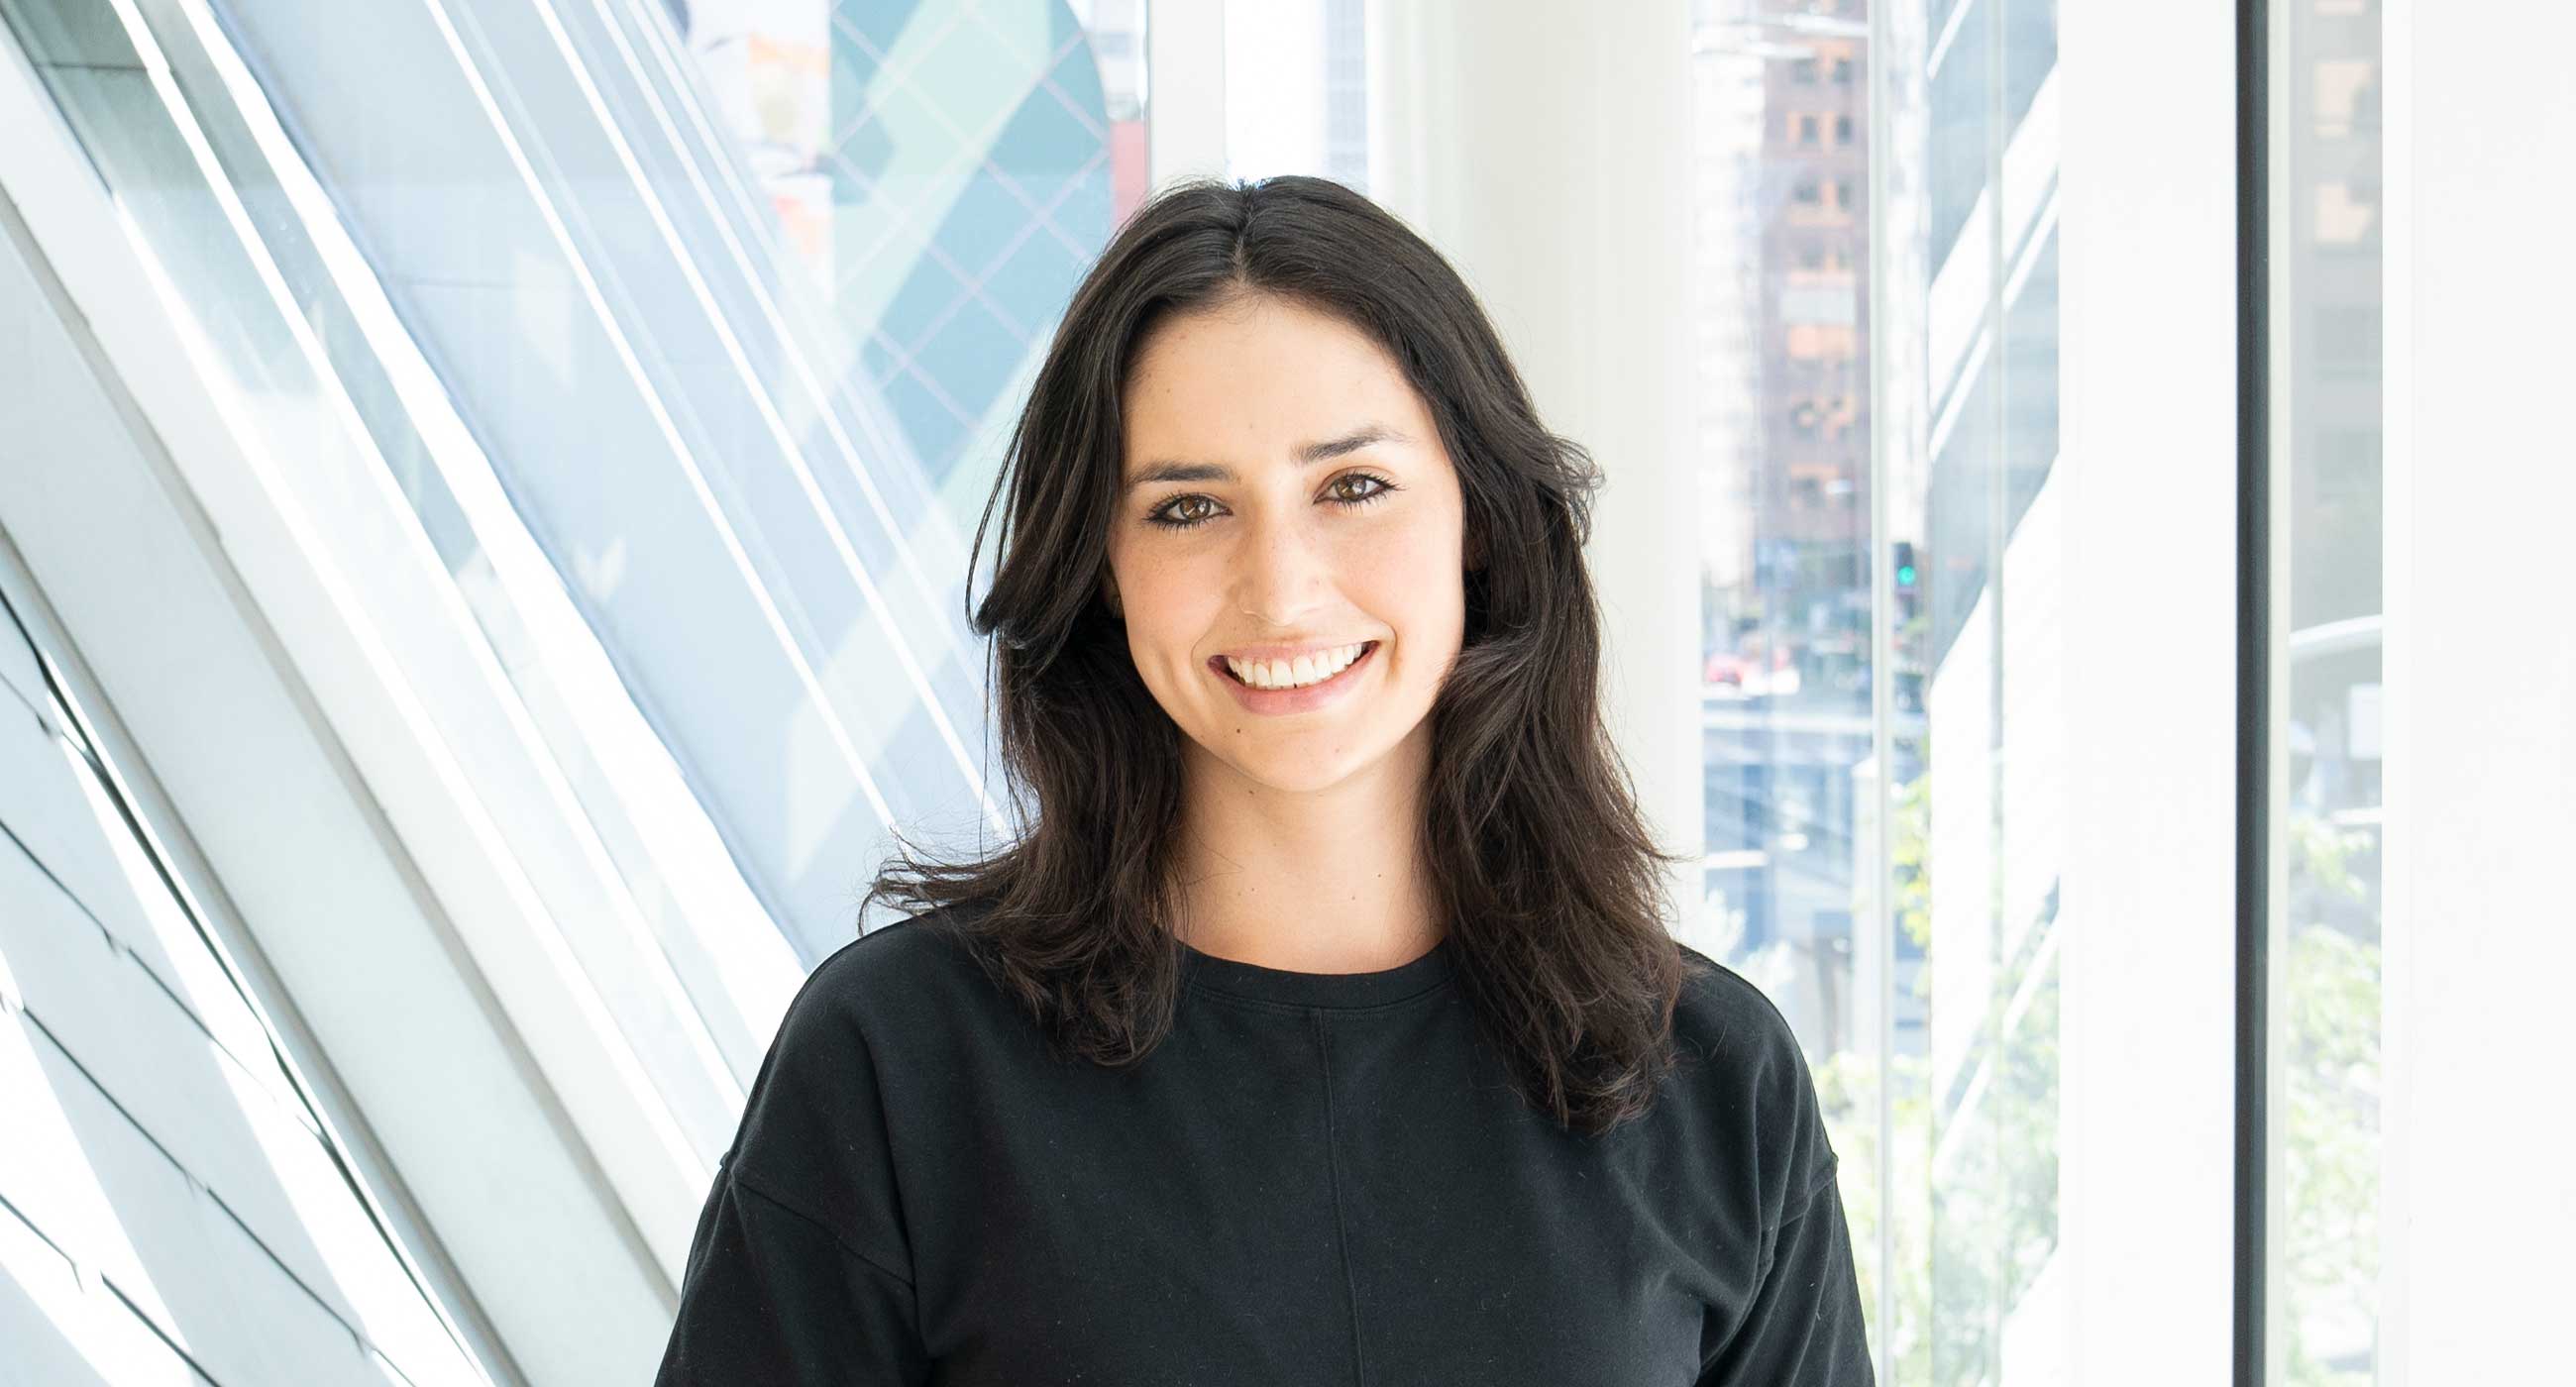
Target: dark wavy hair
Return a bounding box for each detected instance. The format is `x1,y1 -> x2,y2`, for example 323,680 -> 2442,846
862,174 -> 1700,1137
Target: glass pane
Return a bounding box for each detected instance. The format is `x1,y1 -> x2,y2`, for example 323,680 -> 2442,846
0,0 -> 1151,1128
143,0 -> 1151,969
2273,0 -> 2383,1381
0,572 -> 488,1387
1694,0 -> 2064,1380
680,0 -> 1148,520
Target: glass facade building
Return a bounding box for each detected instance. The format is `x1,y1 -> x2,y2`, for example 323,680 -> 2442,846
0,0 -> 1143,1379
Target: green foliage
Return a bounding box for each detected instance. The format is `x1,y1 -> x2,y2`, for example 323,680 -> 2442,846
1809,774 -> 2379,1386
2279,814 -> 2381,1387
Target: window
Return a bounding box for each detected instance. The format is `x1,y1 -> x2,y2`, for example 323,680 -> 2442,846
2275,3 -> 2389,1377
2316,304 -> 2382,377
1799,114 -> 1820,145
1695,5 -> 2074,1378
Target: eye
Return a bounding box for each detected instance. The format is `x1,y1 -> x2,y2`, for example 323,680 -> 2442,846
1329,472 -> 1397,506
1145,493 -> 1222,529
1142,472 -> 1401,530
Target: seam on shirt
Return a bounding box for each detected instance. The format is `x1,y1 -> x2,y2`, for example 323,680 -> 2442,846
1181,979 -> 1456,1014
1762,1153 -> 1844,1238
1314,1012 -> 1371,1387
1704,1157 -> 1849,1381
728,1160 -> 918,1290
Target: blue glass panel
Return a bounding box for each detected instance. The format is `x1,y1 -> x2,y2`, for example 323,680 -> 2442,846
876,254 -> 969,355
1045,32 -> 1107,122
989,81 -> 1101,177
980,223 -> 1084,331
938,166 -> 1041,278
833,0 -> 933,55
907,291 -> 1024,429
883,363 -> 970,480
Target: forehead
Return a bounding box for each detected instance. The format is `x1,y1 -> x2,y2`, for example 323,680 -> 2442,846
1121,296 -> 1431,461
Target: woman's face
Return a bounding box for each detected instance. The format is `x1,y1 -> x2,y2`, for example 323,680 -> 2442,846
1105,293 -> 1468,796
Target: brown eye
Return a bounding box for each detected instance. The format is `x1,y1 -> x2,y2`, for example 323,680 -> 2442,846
1145,494 -> 1220,529
1331,473 -> 1398,507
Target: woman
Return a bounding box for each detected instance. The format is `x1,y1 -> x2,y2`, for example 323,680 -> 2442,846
655,174 -> 1875,1386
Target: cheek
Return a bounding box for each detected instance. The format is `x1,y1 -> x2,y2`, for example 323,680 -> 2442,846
1117,556 -> 1223,671
1366,522 -> 1467,657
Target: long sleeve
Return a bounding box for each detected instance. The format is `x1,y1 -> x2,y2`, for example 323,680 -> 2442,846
654,1156 -> 933,1385
1694,1156 -> 1876,1387
653,936 -> 933,1383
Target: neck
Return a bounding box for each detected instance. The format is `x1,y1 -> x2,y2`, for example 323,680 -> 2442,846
1167,722 -> 1443,974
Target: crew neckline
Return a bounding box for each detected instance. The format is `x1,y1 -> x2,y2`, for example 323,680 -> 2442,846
1177,934 -> 1457,1009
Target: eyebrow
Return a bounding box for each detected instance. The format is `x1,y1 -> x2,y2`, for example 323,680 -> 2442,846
1124,425 -> 1409,492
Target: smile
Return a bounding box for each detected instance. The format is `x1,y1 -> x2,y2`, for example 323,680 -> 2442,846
1210,640 -> 1379,714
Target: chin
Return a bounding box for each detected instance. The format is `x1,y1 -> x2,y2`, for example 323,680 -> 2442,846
1212,740 -> 1374,796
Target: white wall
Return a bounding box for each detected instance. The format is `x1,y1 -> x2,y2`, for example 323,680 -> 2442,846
1366,0 -> 1707,946
2379,2 -> 2576,1381
2057,0 -> 2243,1379
1147,0 -> 1228,185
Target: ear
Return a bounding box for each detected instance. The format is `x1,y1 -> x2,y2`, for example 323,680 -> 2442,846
1101,571 -> 1123,619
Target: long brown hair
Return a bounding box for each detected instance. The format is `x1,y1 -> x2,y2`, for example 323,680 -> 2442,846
862,174 -> 1701,1136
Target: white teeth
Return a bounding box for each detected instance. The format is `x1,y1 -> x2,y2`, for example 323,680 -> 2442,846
1226,642 -> 1367,690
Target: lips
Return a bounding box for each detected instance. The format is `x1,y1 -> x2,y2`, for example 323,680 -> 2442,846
1211,640 -> 1379,714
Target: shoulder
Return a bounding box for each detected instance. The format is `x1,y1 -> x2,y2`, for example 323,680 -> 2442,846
1669,940 -> 1807,1077
790,902 -> 1004,1031
744,903 -> 1010,1116
1664,940 -> 1842,1219
721,909 -> 1001,1276
730,904 -> 1001,1159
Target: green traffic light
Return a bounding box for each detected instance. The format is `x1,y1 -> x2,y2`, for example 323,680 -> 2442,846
1896,564 -> 1916,586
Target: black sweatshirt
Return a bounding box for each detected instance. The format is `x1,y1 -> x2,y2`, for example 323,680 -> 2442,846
654,906 -> 1876,1386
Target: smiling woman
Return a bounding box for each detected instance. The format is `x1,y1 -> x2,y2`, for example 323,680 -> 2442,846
656,175 -> 1875,1386
881,173 -> 1680,1115
1101,291 -> 1471,952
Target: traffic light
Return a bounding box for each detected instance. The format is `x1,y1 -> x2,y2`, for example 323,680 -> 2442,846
1892,540 -> 1919,617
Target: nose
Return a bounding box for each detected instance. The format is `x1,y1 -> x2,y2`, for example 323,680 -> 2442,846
1228,499 -> 1332,623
